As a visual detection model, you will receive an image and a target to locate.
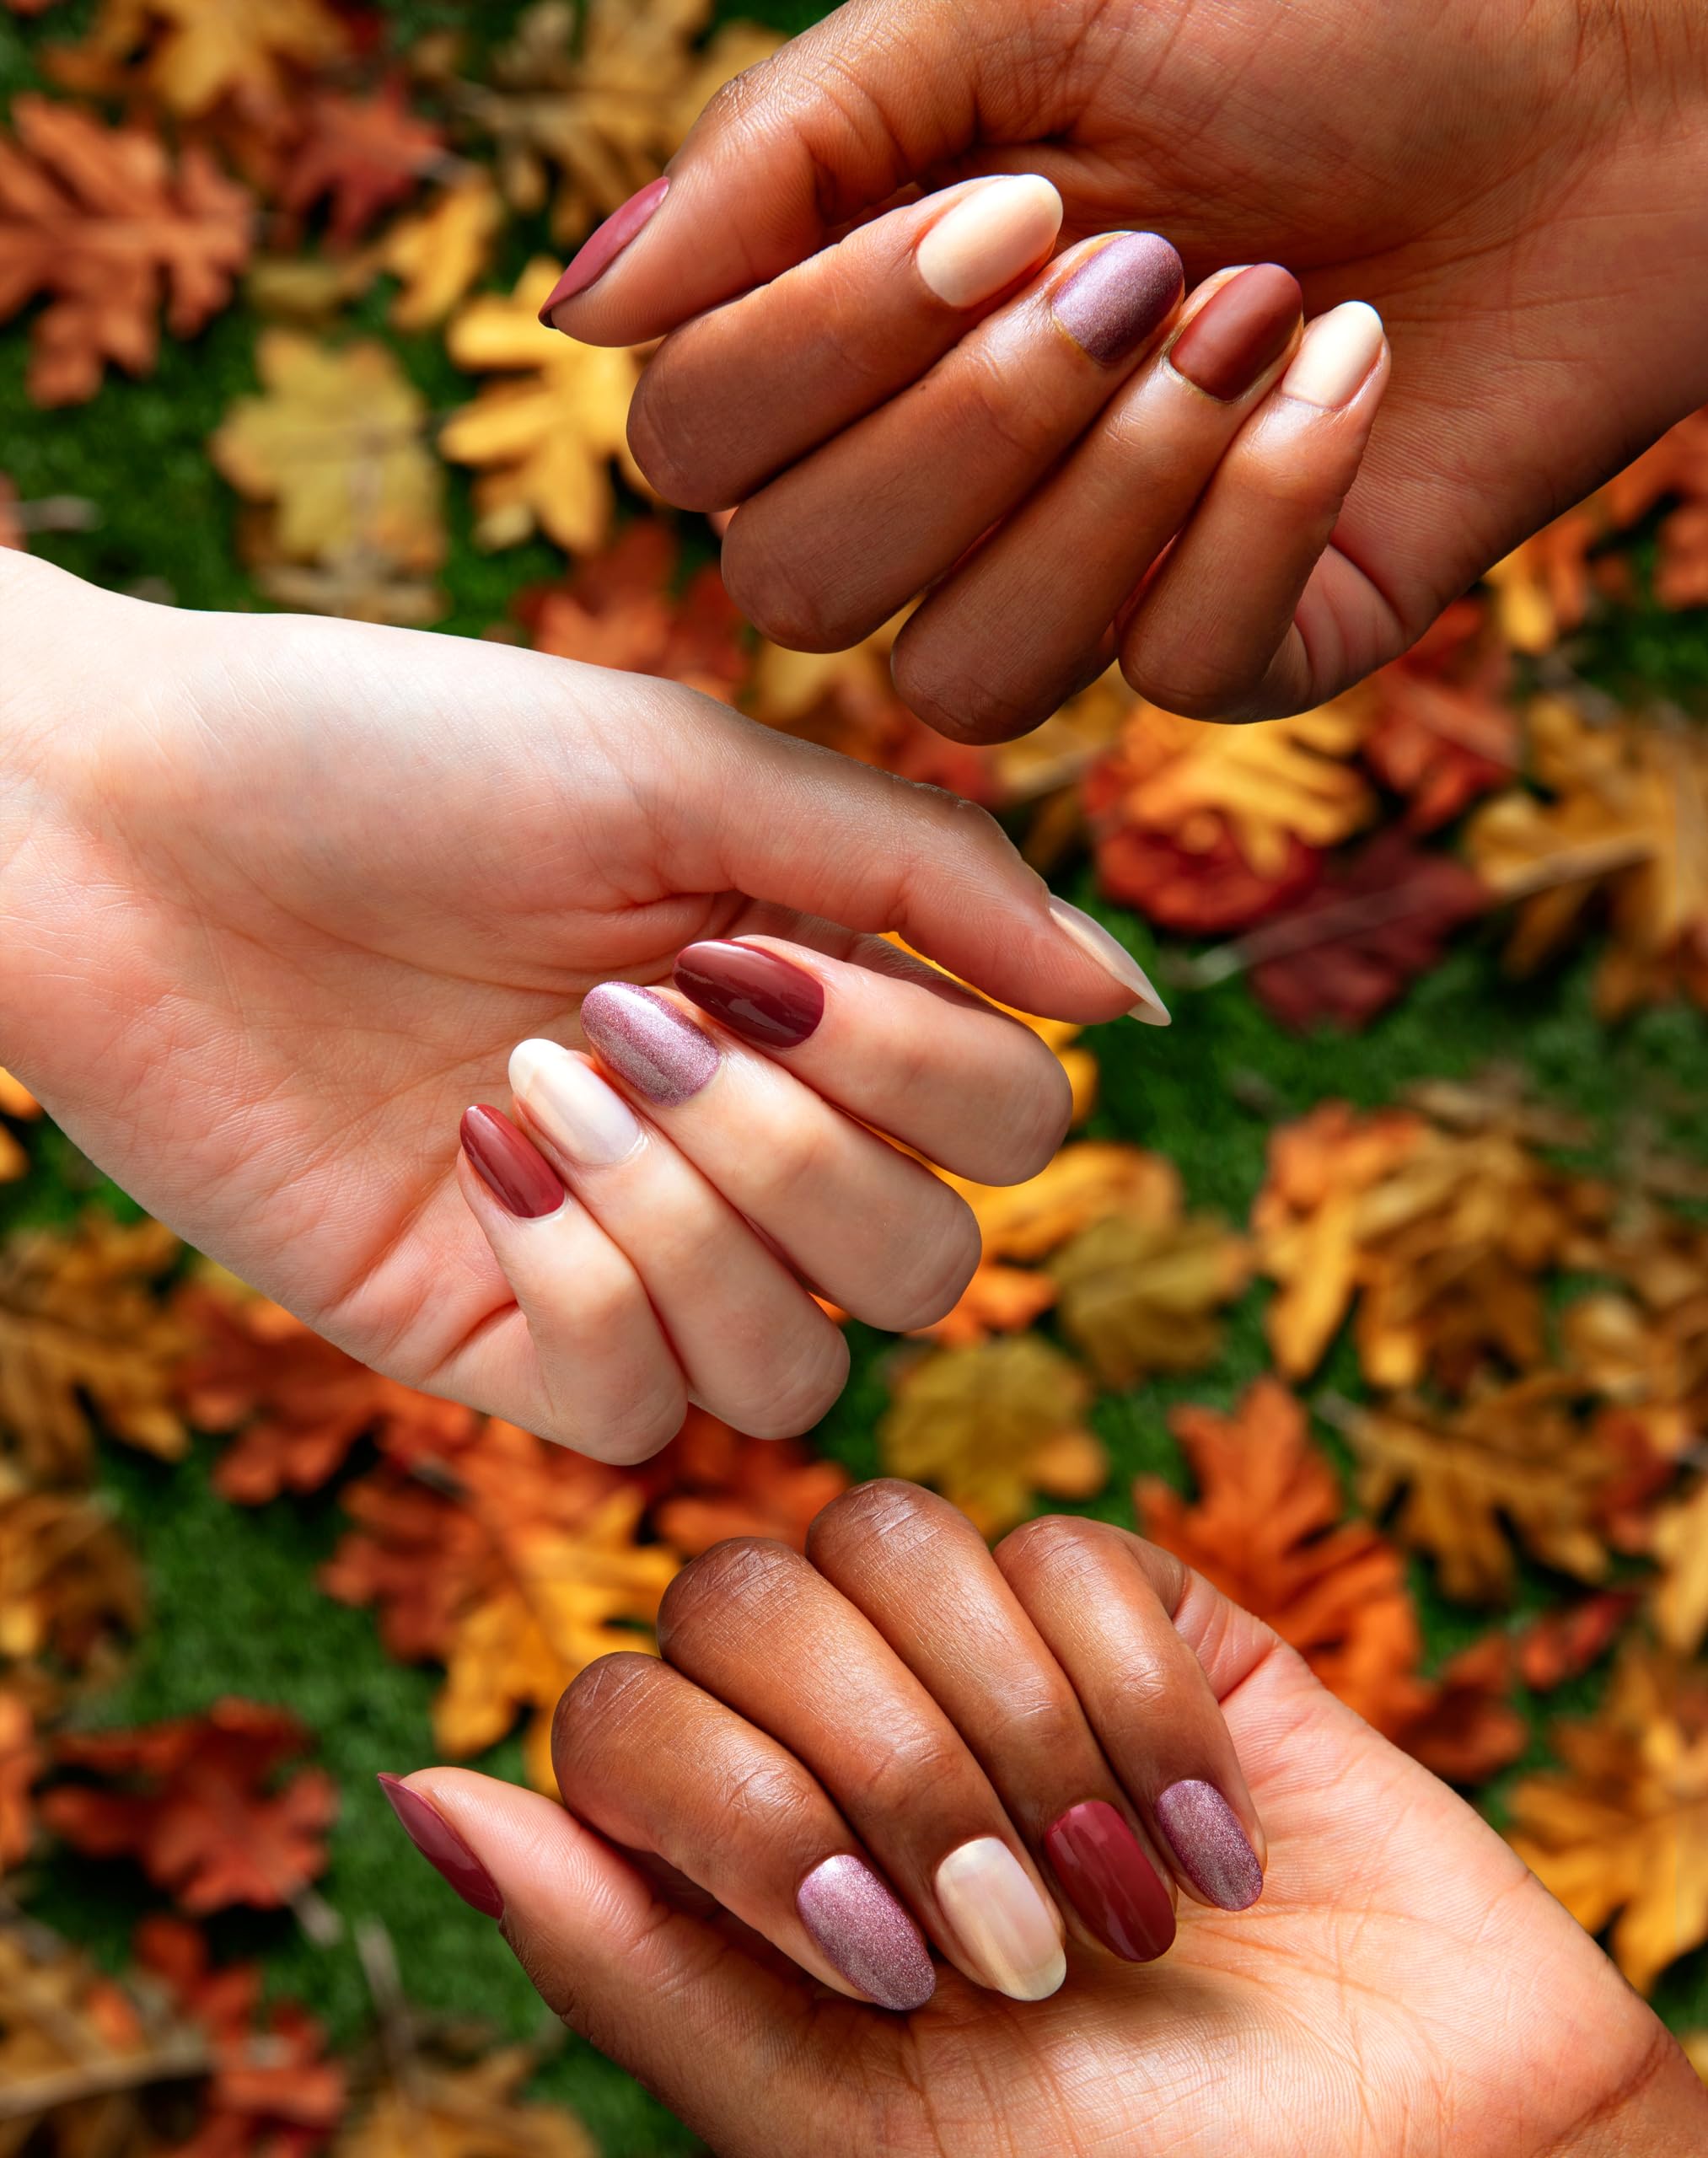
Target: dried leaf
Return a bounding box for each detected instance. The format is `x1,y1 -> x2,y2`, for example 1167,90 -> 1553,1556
519,520 -> 749,700
1049,1210 -> 1250,1388
0,477 -> 24,556
0,1479 -> 144,1682
0,96 -> 252,406
379,172 -> 502,331
1653,1479 -> 1708,1656
1507,1645 -> 1708,1993
879,1336 -> 1106,1538
281,82 -> 448,247
49,0 -> 349,119
339,2048 -> 596,2158
43,1698 -> 335,1910
1516,1592 -> 1640,1690
639,1409 -> 849,1556
1388,1633 -> 1527,1785
441,260 -> 647,552
0,1688 -> 42,1870
1362,599 -> 1519,830
0,1924 -> 161,2155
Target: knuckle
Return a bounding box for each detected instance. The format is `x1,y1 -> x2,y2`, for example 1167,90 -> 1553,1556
997,1512 -> 1119,1593
838,1722 -> 965,1815
891,642 -> 1046,744
551,1650 -> 661,1766
736,1328 -> 849,1438
744,1108 -> 842,1215
657,1535 -> 805,1651
808,1476 -> 975,1569
984,1049 -> 1076,1183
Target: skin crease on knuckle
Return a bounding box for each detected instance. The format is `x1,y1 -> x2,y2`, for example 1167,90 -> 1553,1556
808,1476 -> 984,1574
657,1536 -> 811,1658
997,1514 -> 1125,1600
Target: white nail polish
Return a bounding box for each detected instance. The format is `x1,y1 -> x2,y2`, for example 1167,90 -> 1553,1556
916,175 -> 1064,309
509,1039 -> 642,1168
1279,301 -> 1384,410
934,1837 -> 1066,2002
1046,898 -> 1170,1025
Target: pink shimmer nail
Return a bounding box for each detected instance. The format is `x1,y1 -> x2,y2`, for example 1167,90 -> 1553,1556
798,1853 -> 935,2011
579,983 -> 718,1107
539,176 -> 671,320
1155,1780 -> 1264,1911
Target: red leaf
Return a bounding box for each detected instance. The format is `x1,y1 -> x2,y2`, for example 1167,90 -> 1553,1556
279,80 -> 445,244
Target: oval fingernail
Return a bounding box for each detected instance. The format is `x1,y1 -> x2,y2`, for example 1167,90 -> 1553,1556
579,983 -> 719,1106
1168,263 -> 1302,401
916,174 -> 1064,309
378,1774 -> 503,1919
1051,232 -> 1183,368
1279,300 -> 1384,410
673,941 -> 825,1049
1155,1780 -> 1264,1911
509,1039 -> 643,1165
459,1103 -> 566,1219
798,1853 -> 936,2012
934,1837 -> 1066,2002
1045,1801 -> 1176,1962
539,174 -> 670,320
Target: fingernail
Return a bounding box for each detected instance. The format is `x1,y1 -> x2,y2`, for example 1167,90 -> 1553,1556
916,174 -> 1064,309
377,1774 -> 503,1919
509,1038 -> 643,1165
1279,300 -> 1384,410
797,1853 -> 936,2012
1051,232 -> 1183,368
1046,897 -> 1170,1024
673,941 -> 825,1050
1168,263 -> 1302,401
459,1103 -> 566,1219
539,174 -> 671,321
934,1836 -> 1066,2001
1045,1801 -> 1176,1962
1155,1780 -> 1264,1911
578,984 -> 718,1107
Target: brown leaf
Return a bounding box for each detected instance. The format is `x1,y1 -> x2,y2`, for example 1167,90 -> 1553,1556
339,2046 -> 596,2158
0,1687 -> 42,1871
0,1477 -> 144,1683
1362,599 -> 1520,830
519,521 -> 749,701
1388,1634 -> 1528,1785
0,475 -> 24,555
49,0 -> 350,121
0,1923 -> 162,2154
1049,1211 -> 1250,1388
0,96 -> 253,406
43,1698 -> 336,1911
1516,1592 -> 1640,1690
637,1409 -> 849,1557
1652,1479 -> 1708,1656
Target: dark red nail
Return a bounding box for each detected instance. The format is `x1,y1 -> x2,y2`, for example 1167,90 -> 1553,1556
1168,264 -> 1302,401
1045,1801 -> 1176,1962
1051,233 -> 1183,368
673,942 -> 825,1050
460,1104 -> 565,1219
377,1774 -> 504,1919
538,175 -> 671,320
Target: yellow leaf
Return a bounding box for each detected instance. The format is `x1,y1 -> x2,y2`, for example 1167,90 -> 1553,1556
51,0 -> 349,118
338,2048 -> 597,2158
382,174 -> 503,331
1049,1209 -> 1250,1388
1654,1479 -> 1708,1656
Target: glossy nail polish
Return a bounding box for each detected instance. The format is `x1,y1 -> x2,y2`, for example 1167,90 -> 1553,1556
1155,1780 -> 1264,1911
578,984 -> 719,1107
1051,233 -> 1183,368
459,1103 -> 566,1219
798,1853 -> 936,2011
1046,897 -> 1170,1024
1280,300 -> 1384,410
934,1837 -> 1066,2001
673,941 -> 824,1049
1168,263 -> 1302,401
509,1039 -> 643,1166
1045,1801 -> 1175,1962
378,1774 -> 503,1919
539,175 -> 671,320
916,174 -> 1064,309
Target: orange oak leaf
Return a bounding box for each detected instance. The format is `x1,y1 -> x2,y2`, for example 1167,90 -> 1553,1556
0,95 -> 252,406
41,1699 -> 336,1911
1362,599 -> 1519,831
0,1687 -> 41,1870
1516,1592 -> 1640,1690
636,1409 -> 850,1556
279,81 -> 448,247
519,521 -> 749,701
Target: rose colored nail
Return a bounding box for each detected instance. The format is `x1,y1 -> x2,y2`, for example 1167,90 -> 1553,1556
797,1853 -> 936,2012
673,941 -> 825,1050
1045,1801 -> 1175,1962
916,174 -> 1064,309
459,1104 -> 566,1220
1051,232 -> 1183,368
1280,300 -> 1385,410
1168,263 -> 1302,401
378,1774 -> 503,1919
1046,896 -> 1169,1024
1155,1780 -> 1264,1911
578,984 -> 718,1107
539,175 -> 671,321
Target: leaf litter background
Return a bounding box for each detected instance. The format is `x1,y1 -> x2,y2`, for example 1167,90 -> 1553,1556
3,0 -> 1708,2148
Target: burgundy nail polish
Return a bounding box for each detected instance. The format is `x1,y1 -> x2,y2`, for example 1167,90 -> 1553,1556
1045,1801 -> 1176,1962
1051,233 -> 1184,368
460,1104 -> 565,1220
579,983 -> 719,1107
673,941 -> 825,1050
1155,1780 -> 1264,1911
1168,263 -> 1302,400
538,176 -> 671,320
378,1774 -> 504,1919
797,1853 -> 936,2011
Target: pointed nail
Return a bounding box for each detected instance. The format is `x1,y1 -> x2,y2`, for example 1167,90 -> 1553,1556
1046,898 -> 1170,1024
378,1774 -> 503,1919
1045,1800 -> 1176,1962
540,175 -> 671,321
673,941 -> 824,1049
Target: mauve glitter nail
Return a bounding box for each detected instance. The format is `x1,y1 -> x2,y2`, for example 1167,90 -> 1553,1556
673,941 -> 825,1049
1155,1780 -> 1264,1912
579,983 -> 719,1107
797,1853 -> 936,2011
1051,232 -> 1184,367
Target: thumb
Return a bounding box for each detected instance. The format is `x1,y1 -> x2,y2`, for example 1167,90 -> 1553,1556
669,701 -> 1168,1026
543,0 -> 998,344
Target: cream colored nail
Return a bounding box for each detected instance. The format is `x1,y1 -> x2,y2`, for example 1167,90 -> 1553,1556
916,175 -> 1064,309
1280,301 -> 1384,409
1047,897 -> 1170,1025
509,1039 -> 642,1168
935,1838 -> 1065,2001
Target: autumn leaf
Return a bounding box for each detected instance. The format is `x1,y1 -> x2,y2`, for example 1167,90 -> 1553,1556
1362,599 -> 1520,830
0,1214 -> 188,1483
637,1409 -> 849,1556
49,0 -> 350,120
0,1688 -> 41,1870
441,260 -> 647,552
379,171 -> 502,331
519,520 -> 749,700
42,1697 -> 336,1911
0,1476 -> 145,1683
280,82 -> 449,248
1089,808 -> 1323,934
1507,1644 -> 1708,1994
1516,1591 -> 1641,1690
879,1336 -> 1106,1538
0,1924 -> 159,2153
0,95 -> 252,406
1652,1479 -> 1708,1656
341,2045 -> 597,2158
1049,1210 -> 1250,1388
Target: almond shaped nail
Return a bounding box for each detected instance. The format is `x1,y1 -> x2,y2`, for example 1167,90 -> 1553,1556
934,1836 -> 1066,2001
673,941 -> 824,1049
378,1774 -> 503,1919
916,174 -> 1064,309
798,1853 -> 936,2011
1155,1780 -> 1264,1911
579,984 -> 719,1106
540,175 -> 670,320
